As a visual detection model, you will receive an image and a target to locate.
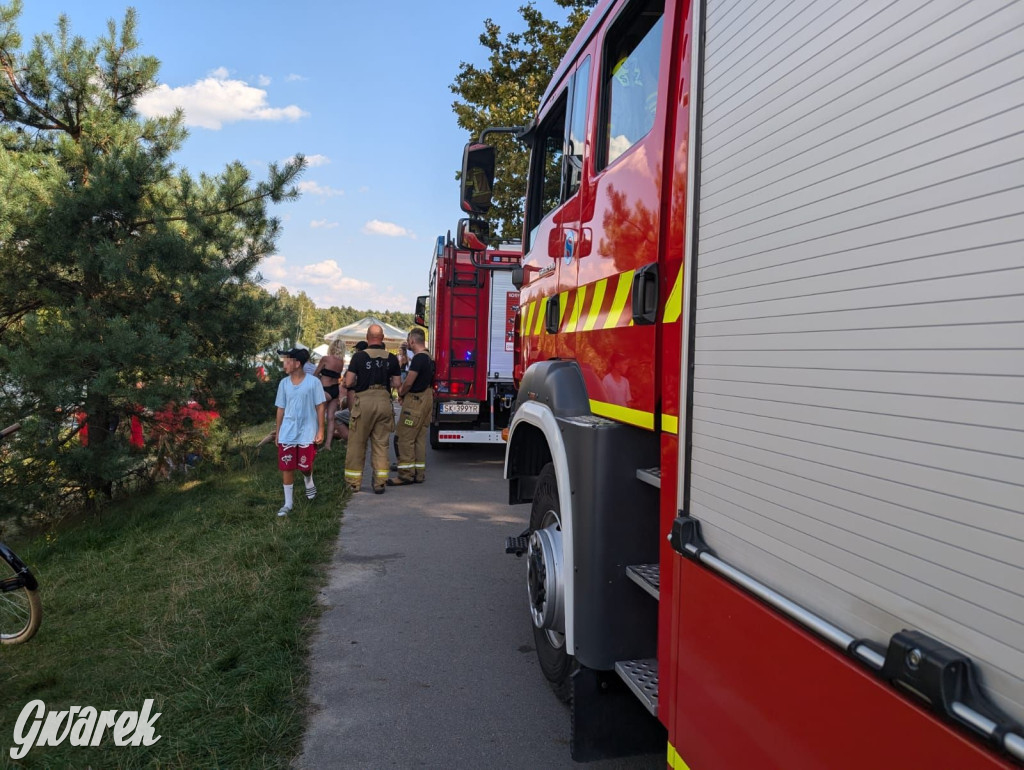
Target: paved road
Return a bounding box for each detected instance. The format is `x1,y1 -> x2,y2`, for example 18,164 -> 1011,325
297,443 -> 662,769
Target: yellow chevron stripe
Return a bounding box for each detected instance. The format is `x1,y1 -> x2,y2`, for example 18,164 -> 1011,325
581,278 -> 607,332
523,300 -> 534,336
662,413 -> 679,435
667,743 -> 691,770
664,265 -> 683,323
589,399 -> 654,430
558,291 -> 569,326
534,296 -> 547,335
566,284 -> 587,333
604,269 -> 634,329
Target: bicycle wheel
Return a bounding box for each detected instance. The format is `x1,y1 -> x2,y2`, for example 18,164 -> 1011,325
0,543 -> 41,644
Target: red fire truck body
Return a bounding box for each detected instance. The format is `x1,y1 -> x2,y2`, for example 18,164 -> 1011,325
460,0 -> 1024,766
417,235 -> 521,448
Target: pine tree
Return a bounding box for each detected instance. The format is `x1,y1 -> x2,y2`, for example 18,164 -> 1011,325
0,2 -> 301,511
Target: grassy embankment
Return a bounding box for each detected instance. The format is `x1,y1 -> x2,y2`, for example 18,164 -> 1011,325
0,424 -> 347,768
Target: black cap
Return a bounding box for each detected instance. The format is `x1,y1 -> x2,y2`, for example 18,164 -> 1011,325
278,347 -> 310,365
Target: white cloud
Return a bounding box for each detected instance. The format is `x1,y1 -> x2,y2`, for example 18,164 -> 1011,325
362,219 -> 415,239
358,185 -> 370,194
298,180 -> 344,197
136,73 -> 308,130
283,153 -> 330,168
260,255 -> 407,310
257,74 -> 271,86
310,219 -> 339,229
286,73 -> 307,82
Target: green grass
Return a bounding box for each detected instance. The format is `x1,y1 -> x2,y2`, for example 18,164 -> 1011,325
0,424 -> 348,768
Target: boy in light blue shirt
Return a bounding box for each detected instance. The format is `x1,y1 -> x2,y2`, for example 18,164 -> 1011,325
274,348 -> 326,516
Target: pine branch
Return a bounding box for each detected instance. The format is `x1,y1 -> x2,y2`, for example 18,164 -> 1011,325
0,55 -> 78,137
129,191 -> 270,229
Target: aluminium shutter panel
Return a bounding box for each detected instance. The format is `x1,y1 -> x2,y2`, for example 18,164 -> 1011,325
488,270 -> 517,379
689,0 -> 1024,723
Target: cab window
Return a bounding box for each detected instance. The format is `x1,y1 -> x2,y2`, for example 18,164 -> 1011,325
600,0 -> 664,168
526,93 -> 568,250
565,56 -> 591,200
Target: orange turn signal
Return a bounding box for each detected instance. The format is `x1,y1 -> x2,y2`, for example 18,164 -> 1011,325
501,428 -> 509,442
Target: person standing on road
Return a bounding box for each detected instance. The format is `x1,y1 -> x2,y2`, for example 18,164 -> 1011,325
387,327 -> 434,486
274,348 -> 326,517
342,325 -> 401,494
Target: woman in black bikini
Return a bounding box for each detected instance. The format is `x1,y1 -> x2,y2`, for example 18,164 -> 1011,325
314,340 -> 346,450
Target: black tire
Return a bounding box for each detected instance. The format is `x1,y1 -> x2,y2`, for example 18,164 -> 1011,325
529,463 -> 575,702
0,545 -> 41,645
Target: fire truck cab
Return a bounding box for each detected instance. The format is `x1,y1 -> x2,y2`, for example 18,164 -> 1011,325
416,228 -> 521,448
462,0 -> 1024,766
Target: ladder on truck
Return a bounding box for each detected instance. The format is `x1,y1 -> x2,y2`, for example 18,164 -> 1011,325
446,253 -> 481,397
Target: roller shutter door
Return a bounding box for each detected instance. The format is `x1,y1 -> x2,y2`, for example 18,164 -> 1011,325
689,0 -> 1024,722
488,271 -> 517,379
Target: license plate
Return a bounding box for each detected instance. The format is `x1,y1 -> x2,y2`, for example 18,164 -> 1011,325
439,401 -> 479,415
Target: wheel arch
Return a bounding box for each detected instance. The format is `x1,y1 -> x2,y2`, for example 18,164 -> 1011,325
505,360 -> 591,656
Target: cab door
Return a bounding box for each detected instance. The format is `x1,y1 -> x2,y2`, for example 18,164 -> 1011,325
579,0 -> 668,427
555,55 -> 593,364
520,56 -> 594,366
519,90 -> 569,367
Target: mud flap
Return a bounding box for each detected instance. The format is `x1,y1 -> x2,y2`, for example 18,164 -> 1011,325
570,665 -> 665,762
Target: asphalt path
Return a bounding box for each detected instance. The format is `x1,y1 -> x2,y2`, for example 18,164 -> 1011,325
297,441 -> 662,769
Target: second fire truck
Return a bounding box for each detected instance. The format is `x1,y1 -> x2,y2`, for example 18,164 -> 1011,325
416,232 -> 521,448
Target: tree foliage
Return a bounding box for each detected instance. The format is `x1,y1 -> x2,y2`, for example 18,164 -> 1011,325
0,2 -> 302,514
272,288 -> 414,350
450,0 -> 595,242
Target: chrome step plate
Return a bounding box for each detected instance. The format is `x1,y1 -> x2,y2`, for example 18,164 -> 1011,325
636,467 -> 661,489
626,563 -> 660,600
615,658 -> 658,716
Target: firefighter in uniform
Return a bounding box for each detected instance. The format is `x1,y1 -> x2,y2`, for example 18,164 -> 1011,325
387,327 -> 434,486
342,324 -> 401,494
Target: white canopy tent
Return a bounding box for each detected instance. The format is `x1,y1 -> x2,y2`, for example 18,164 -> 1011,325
323,316 -> 409,347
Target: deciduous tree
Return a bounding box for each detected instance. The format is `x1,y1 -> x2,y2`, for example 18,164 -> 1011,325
450,1 -> 594,242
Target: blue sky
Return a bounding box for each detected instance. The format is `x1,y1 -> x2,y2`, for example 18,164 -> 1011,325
15,1 -> 570,312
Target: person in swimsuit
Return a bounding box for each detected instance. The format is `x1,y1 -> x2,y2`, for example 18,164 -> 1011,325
314,339 -> 346,450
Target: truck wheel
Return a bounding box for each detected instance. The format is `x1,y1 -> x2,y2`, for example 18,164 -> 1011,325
528,462 -> 574,702
429,423 -> 447,451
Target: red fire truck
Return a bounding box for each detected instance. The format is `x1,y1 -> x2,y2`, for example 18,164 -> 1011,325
415,233 -> 521,448
459,0 -> 1024,766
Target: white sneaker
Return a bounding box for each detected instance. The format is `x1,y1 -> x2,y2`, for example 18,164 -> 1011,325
277,506 -> 292,517
305,483 -> 317,500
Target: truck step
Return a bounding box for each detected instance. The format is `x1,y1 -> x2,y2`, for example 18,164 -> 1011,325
614,659 -> 658,717
505,533 -> 529,557
626,563 -> 660,600
636,467 -> 661,489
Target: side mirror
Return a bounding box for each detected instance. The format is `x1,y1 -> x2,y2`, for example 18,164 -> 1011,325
457,218 -> 489,251
511,265 -> 524,290
460,143 -> 496,215
414,295 -> 427,327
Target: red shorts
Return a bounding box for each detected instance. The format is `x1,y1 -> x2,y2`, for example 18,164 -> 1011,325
277,443 -> 316,472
